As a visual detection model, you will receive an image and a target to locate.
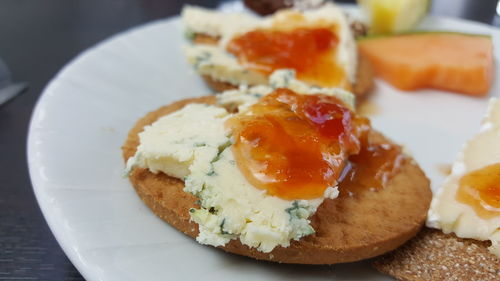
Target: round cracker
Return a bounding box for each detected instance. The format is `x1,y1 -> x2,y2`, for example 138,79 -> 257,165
122,97 -> 431,264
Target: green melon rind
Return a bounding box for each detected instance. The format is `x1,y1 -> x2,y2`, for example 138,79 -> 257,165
357,30 -> 492,41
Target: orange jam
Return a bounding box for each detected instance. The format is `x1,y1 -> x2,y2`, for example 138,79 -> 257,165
226,27 -> 350,89
337,135 -> 406,197
457,163 -> 500,218
226,88 -> 369,200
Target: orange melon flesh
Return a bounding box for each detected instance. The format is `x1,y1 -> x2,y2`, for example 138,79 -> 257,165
358,33 -> 493,96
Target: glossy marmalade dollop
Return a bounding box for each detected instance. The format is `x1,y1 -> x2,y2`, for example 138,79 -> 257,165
226,88 -> 373,200
337,132 -> 406,197
456,163 -> 500,218
226,27 -> 350,89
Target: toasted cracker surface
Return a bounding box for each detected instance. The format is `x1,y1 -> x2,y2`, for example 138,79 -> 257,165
373,228 -> 500,281
122,97 -> 431,264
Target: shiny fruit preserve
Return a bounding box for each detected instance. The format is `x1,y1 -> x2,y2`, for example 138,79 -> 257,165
457,163 -> 500,218
227,89 -> 404,200
227,27 -> 350,89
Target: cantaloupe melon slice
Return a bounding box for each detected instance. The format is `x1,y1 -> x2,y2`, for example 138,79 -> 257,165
358,32 -> 494,96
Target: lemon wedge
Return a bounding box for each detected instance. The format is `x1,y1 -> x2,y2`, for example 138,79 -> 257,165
358,0 -> 431,34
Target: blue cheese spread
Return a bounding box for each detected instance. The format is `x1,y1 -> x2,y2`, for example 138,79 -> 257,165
127,71 -> 353,252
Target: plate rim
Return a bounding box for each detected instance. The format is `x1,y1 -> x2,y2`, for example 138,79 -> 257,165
26,16 -> 180,281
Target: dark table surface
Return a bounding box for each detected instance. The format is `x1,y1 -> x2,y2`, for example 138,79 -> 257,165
0,0 -> 498,280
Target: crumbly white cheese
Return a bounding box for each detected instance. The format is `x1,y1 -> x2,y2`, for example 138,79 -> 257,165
127,72 -> 353,253
427,98 -> 500,258
182,5 -> 259,38
190,148 -> 323,252
216,70 -> 355,112
125,104 -> 231,180
269,70 -> 356,110
183,3 -> 357,87
216,84 -> 272,112
185,45 -> 267,86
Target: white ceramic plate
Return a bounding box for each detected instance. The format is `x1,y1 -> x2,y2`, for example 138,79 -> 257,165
28,11 -> 499,281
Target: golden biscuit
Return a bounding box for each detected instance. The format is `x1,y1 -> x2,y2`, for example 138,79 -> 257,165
122,97 -> 432,264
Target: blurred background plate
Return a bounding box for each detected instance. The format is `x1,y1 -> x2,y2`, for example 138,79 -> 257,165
27,12 -> 499,281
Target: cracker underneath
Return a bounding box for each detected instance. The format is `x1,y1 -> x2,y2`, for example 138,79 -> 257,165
373,227 -> 500,281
